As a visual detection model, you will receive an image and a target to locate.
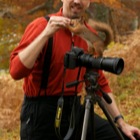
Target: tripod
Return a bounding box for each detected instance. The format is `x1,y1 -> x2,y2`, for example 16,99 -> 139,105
81,70 -> 125,140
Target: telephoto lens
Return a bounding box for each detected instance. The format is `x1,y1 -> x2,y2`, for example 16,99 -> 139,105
78,54 -> 124,75
64,47 -> 124,75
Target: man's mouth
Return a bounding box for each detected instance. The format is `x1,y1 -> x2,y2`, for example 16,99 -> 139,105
71,5 -> 82,14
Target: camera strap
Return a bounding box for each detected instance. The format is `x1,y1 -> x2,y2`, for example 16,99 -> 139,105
55,65 -> 82,140
55,67 -> 66,139
55,35 -> 82,140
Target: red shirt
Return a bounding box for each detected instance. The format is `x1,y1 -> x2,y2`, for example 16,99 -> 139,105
10,8 -> 111,97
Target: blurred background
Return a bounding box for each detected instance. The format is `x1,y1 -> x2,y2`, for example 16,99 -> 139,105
0,0 -> 140,139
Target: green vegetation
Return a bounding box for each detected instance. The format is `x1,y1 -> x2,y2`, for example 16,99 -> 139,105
0,127 -> 20,140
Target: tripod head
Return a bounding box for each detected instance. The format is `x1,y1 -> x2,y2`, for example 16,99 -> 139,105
66,69 -> 112,104
84,70 -> 99,93
84,70 -> 112,104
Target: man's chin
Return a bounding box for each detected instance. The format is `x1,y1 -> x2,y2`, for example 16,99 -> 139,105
70,14 -> 81,19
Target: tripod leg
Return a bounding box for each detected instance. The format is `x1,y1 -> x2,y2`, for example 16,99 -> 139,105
81,98 -> 91,140
89,101 -> 95,140
97,98 -> 125,140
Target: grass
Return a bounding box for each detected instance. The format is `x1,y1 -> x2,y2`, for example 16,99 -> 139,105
0,126 -> 20,140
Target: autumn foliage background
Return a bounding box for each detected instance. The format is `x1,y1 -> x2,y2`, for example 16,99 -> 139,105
0,0 -> 140,139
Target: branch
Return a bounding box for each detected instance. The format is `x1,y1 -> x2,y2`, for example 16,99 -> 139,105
26,3 -> 47,15
26,1 -> 56,15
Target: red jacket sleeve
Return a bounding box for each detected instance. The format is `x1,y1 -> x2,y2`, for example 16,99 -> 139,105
9,17 -> 48,80
97,70 -> 112,95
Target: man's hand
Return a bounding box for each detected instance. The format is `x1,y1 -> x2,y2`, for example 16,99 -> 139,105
44,16 -> 71,38
117,120 -> 140,140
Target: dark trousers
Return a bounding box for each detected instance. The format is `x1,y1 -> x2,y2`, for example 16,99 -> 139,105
20,96 -> 130,140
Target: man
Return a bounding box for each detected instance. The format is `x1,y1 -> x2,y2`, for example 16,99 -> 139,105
10,0 -> 140,140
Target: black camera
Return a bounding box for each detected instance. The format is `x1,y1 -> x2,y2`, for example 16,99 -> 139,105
64,47 -> 124,75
